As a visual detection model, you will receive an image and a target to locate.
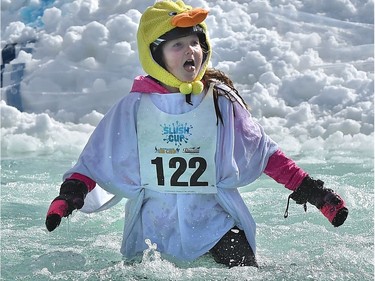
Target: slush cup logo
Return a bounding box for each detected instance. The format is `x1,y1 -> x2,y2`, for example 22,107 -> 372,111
161,121 -> 193,146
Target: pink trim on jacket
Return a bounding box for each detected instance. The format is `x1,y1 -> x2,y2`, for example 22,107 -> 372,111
130,75 -> 171,94
67,173 -> 96,192
264,149 -> 308,191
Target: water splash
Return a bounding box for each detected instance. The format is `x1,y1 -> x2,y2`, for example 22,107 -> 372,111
142,239 -> 162,263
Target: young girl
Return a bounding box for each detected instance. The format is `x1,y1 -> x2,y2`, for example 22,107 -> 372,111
45,0 -> 348,267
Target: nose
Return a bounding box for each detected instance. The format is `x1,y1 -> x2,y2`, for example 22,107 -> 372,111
185,44 -> 194,55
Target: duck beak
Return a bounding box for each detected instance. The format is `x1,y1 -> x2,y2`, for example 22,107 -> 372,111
171,8 -> 208,27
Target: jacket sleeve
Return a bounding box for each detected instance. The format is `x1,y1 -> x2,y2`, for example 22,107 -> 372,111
264,149 -> 308,191
67,173 -> 96,192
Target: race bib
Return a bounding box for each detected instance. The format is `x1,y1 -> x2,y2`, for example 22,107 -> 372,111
137,85 -> 217,193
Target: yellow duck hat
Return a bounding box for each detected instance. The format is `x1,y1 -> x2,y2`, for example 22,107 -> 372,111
137,0 -> 211,94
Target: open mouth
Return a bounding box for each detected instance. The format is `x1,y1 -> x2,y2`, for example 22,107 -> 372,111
183,59 -> 195,72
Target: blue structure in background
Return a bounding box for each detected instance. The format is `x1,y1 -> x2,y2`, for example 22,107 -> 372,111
1,42 -> 35,111
20,0 -> 56,28
1,0 -> 56,111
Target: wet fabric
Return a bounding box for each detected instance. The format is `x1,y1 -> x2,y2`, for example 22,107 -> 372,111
210,226 -> 258,267
64,77 -> 278,260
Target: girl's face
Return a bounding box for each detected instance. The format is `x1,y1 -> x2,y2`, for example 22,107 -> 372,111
162,34 -> 204,83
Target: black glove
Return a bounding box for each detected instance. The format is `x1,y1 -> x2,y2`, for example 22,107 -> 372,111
284,176 -> 348,227
45,179 -> 88,232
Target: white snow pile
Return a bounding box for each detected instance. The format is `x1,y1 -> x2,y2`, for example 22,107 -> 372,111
1,0 -> 373,158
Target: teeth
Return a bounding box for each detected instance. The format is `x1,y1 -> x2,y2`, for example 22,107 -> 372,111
185,60 -> 195,66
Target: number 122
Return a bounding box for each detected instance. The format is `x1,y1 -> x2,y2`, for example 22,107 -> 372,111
150,156 -> 208,187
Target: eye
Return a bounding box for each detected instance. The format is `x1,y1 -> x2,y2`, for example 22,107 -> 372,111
168,11 -> 178,16
172,42 -> 183,48
192,40 -> 200,46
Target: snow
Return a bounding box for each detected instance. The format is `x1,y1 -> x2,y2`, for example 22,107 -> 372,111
1,0 -> 373,159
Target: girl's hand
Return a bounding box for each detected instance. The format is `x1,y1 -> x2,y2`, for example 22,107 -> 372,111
285,176 -> 348,227
45,180 -> 88,231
